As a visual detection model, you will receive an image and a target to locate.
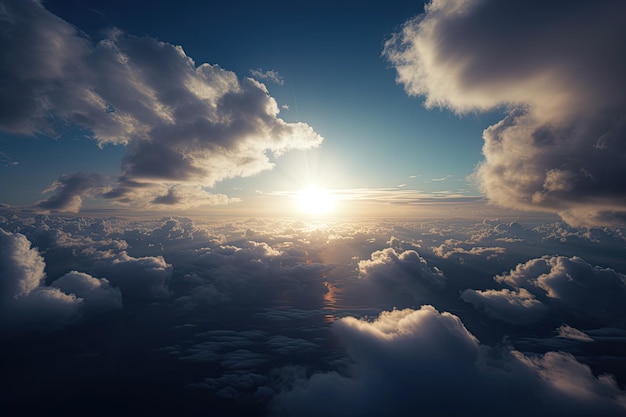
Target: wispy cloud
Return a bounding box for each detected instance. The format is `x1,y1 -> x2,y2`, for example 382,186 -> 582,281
249,68 -> 284,85
271,187 -> 483,205
0,150 -> 18,167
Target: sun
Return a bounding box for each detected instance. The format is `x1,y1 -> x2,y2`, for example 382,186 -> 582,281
296,185 -> 336,215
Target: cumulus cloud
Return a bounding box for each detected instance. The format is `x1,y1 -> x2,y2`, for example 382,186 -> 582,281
51,270 -> 122,314
461,287 -> 547,325
356,247 -> 445,305
274,306 -> 626,416
0,0 -> 322,211
496,255 -> 626,325
0,229 -> 118,334
91,251 -> 171,300
359,247 -> 445,288
0,228 -> 46,299
384,0 -> 626,225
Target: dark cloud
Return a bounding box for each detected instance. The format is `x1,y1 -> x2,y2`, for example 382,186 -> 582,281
51,270 -> 122,314
90,251 -> 171,300
384,0 -> 626,226
0,0 -> 322,210
36,172 -> 104,213
0,228 -> 120,335
495,255 -> 626,326
0,0 -> 91,135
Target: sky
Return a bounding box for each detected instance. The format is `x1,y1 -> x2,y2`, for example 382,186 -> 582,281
1,0 -> 515,218
1,0 -> 626,416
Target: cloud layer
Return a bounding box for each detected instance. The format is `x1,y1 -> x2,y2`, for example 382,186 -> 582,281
2,211 -> 626,415
384,0 -> 626,225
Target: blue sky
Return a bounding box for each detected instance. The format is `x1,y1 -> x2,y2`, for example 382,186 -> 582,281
2,0 -> 625,224
0,0 -> 507,216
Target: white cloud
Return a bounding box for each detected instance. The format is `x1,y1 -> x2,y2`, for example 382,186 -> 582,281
461,288 -> 547,325
0,229 -> 81,334
384,0 -> 626,226
0,228 -> 46,299
0,1 -> 323,211
51,270 -> 122,314
358,247 -> 445,289
431,243 -> 505,260
495,255 -> 626,324
274,306 -> 626,416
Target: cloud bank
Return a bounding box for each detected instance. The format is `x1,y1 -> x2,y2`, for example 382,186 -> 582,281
0,0 -> 322,211
0,228 -> 121,335
274,306 -> 626,416
2,213 -> 626,415
384,0 -> 626,225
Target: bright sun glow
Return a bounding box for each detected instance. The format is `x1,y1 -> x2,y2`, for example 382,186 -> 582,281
296,186 -> 336,215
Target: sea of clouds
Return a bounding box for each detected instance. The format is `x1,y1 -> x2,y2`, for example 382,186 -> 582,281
2,211 -> 626,416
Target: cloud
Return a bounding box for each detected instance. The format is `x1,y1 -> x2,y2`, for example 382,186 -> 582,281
273,306 -> 626,416
0,228 -> 46,300
0,0 -> 322,210
0,228 -> 116,334
556,324 -> 593,343
91,251 -> 172,300
461,287 -> 547,325
355,247 -> 446,305
35,172 -> 105,213
431,243 -> 505,260
250,69 -> 284,85
51,270 -> 122,314
384,0 -> 626,226
359,247 -> 445,289
496,255 -> 626,325
0,150 -> 18,167
2,212 -> 626,414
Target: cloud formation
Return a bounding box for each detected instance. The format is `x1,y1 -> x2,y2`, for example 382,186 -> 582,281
384,0 -> 626,225
496,255 -> 626,325
461,287 -> 547,325
0,0 -> 322,210
274,306 -> 626,416
354,247 -> 446,306
35,172 -> 105,213
0,228 -> 121,335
